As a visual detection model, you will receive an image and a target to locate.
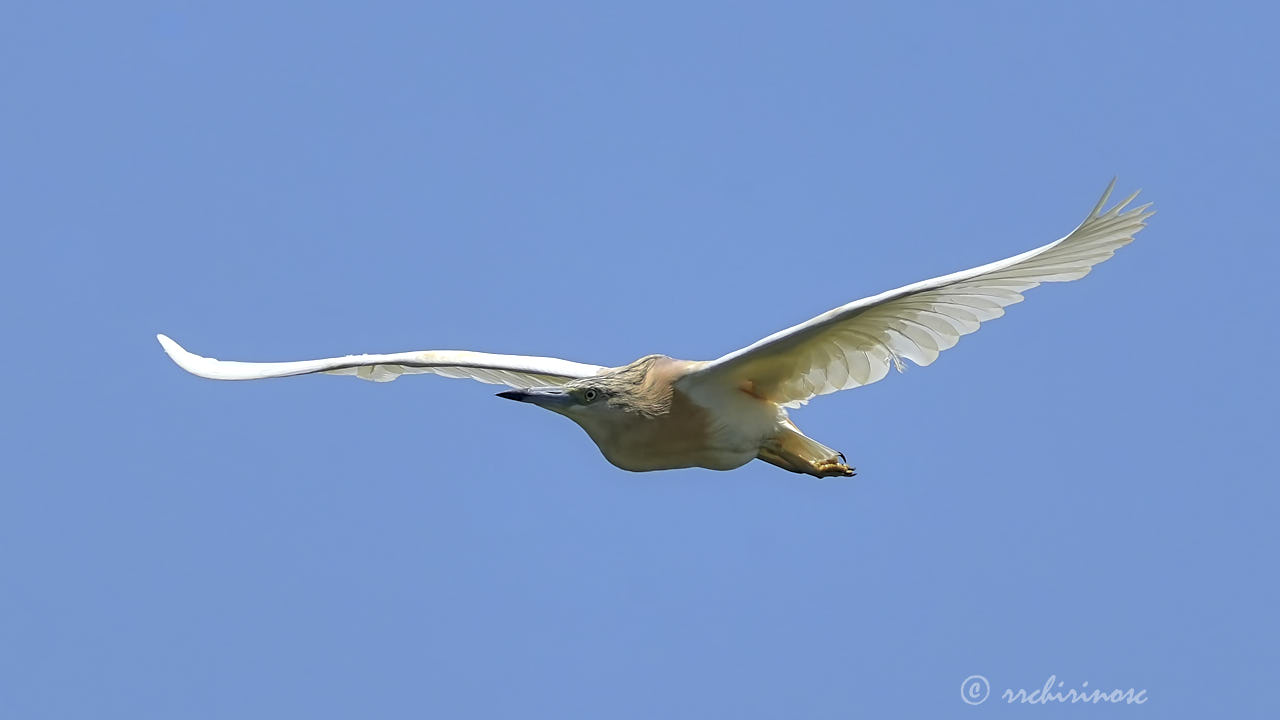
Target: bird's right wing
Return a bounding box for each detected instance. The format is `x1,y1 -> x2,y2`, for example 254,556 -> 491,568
156,334 -> 606,387
679,180 -> 1153,407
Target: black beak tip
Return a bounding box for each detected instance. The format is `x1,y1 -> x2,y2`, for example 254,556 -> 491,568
496,390 -> 523,401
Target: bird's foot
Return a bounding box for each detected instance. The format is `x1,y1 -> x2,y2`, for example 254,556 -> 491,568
812,456 -> 856,478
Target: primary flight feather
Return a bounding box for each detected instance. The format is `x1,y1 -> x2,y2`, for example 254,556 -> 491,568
159,180 -> 1152,477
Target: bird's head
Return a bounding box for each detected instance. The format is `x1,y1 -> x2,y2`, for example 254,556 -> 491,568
495,383 -> 615,417
496,355 -> 672,424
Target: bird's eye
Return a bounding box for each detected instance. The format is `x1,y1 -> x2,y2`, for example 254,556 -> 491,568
583,389 -> 598,402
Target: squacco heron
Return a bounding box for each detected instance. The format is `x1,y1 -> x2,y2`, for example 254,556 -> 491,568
158,181 -> 1151,478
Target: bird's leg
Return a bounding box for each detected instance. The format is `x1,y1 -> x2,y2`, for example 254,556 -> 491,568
757,427 -> 856,478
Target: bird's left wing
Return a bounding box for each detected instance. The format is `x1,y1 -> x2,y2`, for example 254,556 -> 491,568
679,180 -> 1153,408
156,334 -> 606,387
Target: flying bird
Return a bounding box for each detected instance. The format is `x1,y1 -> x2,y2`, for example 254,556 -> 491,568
158,180 -> 1151,478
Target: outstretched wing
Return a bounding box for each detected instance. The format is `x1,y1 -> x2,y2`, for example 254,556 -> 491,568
156,334 -> 606,388
680,180 -> 1154,408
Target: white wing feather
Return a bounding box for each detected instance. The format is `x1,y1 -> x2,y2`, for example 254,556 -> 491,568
156,334 -> 606,388
682,180 -> 1154,407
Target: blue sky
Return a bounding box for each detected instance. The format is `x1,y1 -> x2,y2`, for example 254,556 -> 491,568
3,1 -> 1277,717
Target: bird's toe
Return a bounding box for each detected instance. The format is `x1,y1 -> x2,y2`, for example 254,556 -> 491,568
813,455 -> 856,478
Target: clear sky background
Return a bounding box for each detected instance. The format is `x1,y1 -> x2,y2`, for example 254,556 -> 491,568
3,1 -> 1277,717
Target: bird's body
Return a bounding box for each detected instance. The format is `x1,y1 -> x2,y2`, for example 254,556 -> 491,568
548,355 -> 803,474
158,181 -> 1153,477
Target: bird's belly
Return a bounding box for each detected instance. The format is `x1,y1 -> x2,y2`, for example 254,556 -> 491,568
583,387 -> 778,473
598,429 -> 758,472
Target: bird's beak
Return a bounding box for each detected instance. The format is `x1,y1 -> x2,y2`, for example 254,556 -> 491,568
496,387 -> 575,409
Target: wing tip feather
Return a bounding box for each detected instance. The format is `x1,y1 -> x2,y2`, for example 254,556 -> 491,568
1090,177 -> 1119,217
156,332 -> 189,364
156,333 -> 215,378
